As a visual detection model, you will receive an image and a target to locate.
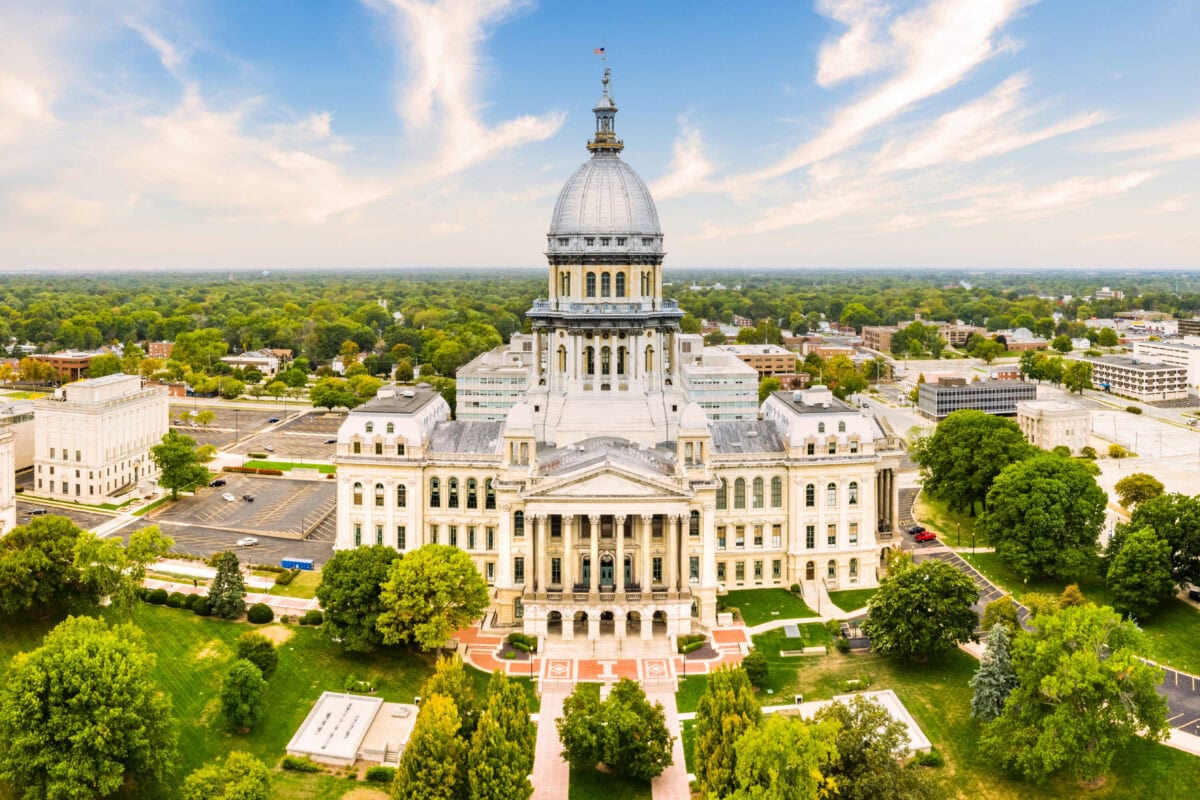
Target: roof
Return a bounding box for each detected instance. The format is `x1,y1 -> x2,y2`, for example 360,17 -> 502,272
1086,356 -> 1184,372
70,373 -> 139,388
286,692 -> 382,762
709,420 -> 786,454
350,385 -> 440,415
548,154 -> 661,237
538,437 -> 676,477
426,421 -> 504,455
770,390 -> 858,414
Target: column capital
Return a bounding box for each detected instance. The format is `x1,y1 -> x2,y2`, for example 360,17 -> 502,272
702,503 -> 715,512
534,513 -> 549,523
640,514 -> 654,525
500,503 -> 512,513
614,514 -> 626,526
668,513 -> 681,524
588,514 -> 600,526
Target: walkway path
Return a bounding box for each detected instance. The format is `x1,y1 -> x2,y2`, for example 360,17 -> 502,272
649,689 -> 691,800
530,689 -> 571,800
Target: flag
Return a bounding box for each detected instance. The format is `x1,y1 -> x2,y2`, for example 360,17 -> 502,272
594,47 -> 605,55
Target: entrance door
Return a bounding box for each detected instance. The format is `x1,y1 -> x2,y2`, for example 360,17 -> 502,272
805,561 -> 815,580
624,556 -> 632,584
600,557 -> 614,586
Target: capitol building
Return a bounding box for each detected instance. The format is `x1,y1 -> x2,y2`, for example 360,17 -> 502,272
335,72 -> 905,640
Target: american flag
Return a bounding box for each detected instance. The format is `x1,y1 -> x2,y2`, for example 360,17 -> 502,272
594,47 -> 605,55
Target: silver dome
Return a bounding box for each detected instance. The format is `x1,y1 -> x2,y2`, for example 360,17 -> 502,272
548,154 -> 662,237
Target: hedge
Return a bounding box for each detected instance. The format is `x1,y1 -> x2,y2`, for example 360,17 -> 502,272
301,609 -> 324,626
365,766 -> 396,784
193,596 -> 213,616
146,588 -> 169,605
165,592 -> 187,609
274,568 -> 301,586
679,639 -> 706,655
247,603 -> 274,624
281,756 -> 322,773
506,632 -> 538,653
221,465 -> 284,476
182,593 -> 199,609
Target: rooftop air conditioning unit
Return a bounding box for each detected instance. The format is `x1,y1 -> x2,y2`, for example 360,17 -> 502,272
401,389 -> 415,398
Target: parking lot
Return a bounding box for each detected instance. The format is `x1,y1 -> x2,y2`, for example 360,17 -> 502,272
1160,665 -> 1200,736
229,410 -> 345,461
150,474 -> 335,539
169,404 -> 299,450
15,498 -> 116,531
119,516 -> 335,566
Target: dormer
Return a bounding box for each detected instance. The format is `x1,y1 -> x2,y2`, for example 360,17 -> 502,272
502,402 -> 537,474
676,402 -> 712,477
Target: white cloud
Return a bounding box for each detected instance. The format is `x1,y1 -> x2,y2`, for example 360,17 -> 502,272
945,170 -> 1158,226
0,72 -> 54,146
1093,117 -> 1200,165
124,17 -> 185,78
652,118 -> 715,200
428,220 -> 464,235
815,0 -> 892,87
10,188 -> 106,228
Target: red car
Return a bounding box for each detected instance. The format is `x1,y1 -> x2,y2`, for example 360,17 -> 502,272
914,531 -> 938,543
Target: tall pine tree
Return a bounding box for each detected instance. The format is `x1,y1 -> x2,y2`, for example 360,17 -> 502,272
694,666 -> 762,799
970,624 -> 1018,722
394,694 -> 466,800
209,550 -> 246,620
468,672 -> 535,800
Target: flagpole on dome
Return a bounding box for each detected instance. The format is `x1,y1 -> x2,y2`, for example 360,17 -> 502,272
594,46 -> 606,62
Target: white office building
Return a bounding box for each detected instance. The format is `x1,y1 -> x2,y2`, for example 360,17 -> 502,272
1016,400 -> 1091,454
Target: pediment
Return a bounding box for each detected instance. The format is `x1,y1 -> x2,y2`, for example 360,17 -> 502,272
526,465 -> 689,501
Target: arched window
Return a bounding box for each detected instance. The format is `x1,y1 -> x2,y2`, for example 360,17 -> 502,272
514,510 -> 525,537
601,346 -> 611,375
601,272 -> 611,297
817,422 -> 825,433
849,558 -> 859,578
805,483 -> 815,508
466,478 -> 478,509
827,560 -> 838,579
771,477 -> 783,508
716,479 -> 728,510
838,421 -> 846,433
558,346 -> 567,372
617,346 -> 626,375
586,272 -> 596,297
616,272 -> 626,297
429,478 -> 440,507
448,478 -> 459,508
375,483 -> 385,507
396,484 -> 407,507
752,477 -> 764,508
352,482 -> 363,505
386,422 -> 394,434
365,422 -> 374,433
734,478 -> 746,509
645,345 -> 654,372
689,509 -> 700,537
585,346 -> 595,375
848,482 -> 859,505
826,483 -> 837,507
485,478 -> 496,509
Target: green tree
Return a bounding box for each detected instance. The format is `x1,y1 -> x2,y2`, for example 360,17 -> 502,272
221,659 -> 267,733
970,624 -> 1018,723
1108,443 -> 1129,460
980,594 -> 1021,636
396,358 -> 415,382
1114,493 -> 1200,589
1097,327 -> 1119,346
72,526 -> 171,616
1113,472 -> 1164,509
742,648 -> 769,687
558,678 -> 674,781
914,410 -> 1032,516
758,376 -> 782,403
971,338 -> 1005,364
394,694 -> 467,800
839,302 -> 879,332
195,409 -> 216,428
315,544 -> 402,652
1051,334 -> 1073,353
86,353 -> 122,378
377,544 -> 489,651
310,376 -> 360,410
1106,527 -> 1175,619
209,550 -> 247,620
727,714 -> 840,800
468,672 -> 535,800
181,751 -> 271,800
0,616 -> 178,798
862,559 -> 979,660
0,515 -> 91,615
235,631 -> 279,681
695,666 -> 762,799
421,654 -> 478,738
981,604 -> 1168,784
150,430 -> 209,499
979,453 -> 1107,580
1062,360 -> 1093,394
219,378 -> 245,399
172,328 -> 229,371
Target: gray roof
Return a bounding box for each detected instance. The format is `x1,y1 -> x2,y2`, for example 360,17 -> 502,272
710,421 -> 786,455
1087,356 -> 1184,372
538,437 -> 675,477
548,154 -> 661,236
770,390 -> 858,414
350,385 -> 440,415
427,421 -> 504,455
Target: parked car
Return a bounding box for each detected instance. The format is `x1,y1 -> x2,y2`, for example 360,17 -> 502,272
235,537 -> 259,547
907,524 -> 926,535
242,494 -> 255,502
209,478 -> 227,487
264,445 -> 274,452
28,507 -> 47,516
914,531 -> 938,543
267,417 -> 280,423
324,438 -> 337,444
1189,587 -> 1200,602
221,492 -> 236,502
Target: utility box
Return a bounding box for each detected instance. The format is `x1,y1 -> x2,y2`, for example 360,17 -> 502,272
281,557 -> 315,571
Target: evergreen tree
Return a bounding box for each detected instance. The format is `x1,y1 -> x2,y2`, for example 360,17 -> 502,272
209,550 -> 247,620
421,654 -> 478,738
970,624 -> 1018,722
394,694 -> 466,800
220,659 -> 267,733
694,666 -> 762,799
468,673 -> 535,800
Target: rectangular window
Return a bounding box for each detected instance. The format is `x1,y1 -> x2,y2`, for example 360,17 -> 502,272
717,525 -> 726,550
772,524 -> 782,549
652,557 -> 663,584
754,560 -> 763,580
375,525 -> 383,546
850,441 -> 859,454
449,526 -> 458,547
551,558 -> 562,586
514,598 -> 524,619
717,562 -> 727,582
828,441 -> 837,454
354,523 -> 362,546
753,525 -> 763,547
652,516 -> 663,538
735,526 -> 745,548
514,557 -> 525,584
689,556 -> 700,583
772,559 -> 782,580
827,524 -> 837,547
50,447 -> 55,458
468,526 -> 476,551
397,526 -> 406,550
806,443 -> 815,456
353,441 -> 361,454
735,561 -> 745,582
806,525 -> 815,549
75,450 -> 81,462
486,562 -> 495,584
849,522 -> 858,546
486,527 -> 495,551
430,524 -> 439,545
551,516 -> 562,539
397,443 -> 406,455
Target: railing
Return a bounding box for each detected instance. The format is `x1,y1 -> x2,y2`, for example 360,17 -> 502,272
529,299 -> 681,314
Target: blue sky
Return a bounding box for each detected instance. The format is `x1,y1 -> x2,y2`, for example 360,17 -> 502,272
0,0 -> 1197,270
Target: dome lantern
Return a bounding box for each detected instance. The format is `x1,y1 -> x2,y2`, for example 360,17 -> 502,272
587,68 -> 623,154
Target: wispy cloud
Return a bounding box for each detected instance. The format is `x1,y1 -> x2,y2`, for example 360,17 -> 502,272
1092,117 -> 1200,165
652,117 -> 715,199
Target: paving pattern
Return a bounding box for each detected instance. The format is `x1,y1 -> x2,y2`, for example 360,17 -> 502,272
151,474 -> 335,538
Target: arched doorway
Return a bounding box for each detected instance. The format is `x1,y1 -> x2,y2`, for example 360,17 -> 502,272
652,610 -> 667,634
626,610 -> 641,635
599,554 -> 614,588
805,561 -> 815,581
573,611 -> 588,636
599,610 -> 615,635
547,611 -> 562,636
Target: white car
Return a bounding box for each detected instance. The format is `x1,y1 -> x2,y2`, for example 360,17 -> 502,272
235,537 -> 259,547
222,492 -> 236,502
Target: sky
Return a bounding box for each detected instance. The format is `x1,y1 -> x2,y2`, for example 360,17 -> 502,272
0,0 -> 1197,271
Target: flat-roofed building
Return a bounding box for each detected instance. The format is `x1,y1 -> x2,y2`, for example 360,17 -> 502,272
717,344 -> 796,378
220,350 -> 281,378
861,326 -> 895,352
678,344 -> 759,421
917,377 -> 1036,419
0,400 -> 34,469
1016,399 -> 1091,454
30,350 -> 105,381
1084,356 -> 1188,402
455,334 -> 535,421
1131,340 -> 1200,390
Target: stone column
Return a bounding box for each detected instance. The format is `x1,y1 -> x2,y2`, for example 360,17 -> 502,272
890,470 -> 900,534
675,514 -> 684,592
497,504 -> 512,587
588,514 -> 600,593
536,514 -> 549,592
562,514 -> 574,590
665,515 -> 679,594
530,514 -> 540,592
700,503 -> 716,587
641,514 -> 653,591
615,514 -> 626,593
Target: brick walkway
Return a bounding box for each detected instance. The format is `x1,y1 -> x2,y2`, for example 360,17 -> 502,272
649,689 -> 691,800
531,689 -> 571,800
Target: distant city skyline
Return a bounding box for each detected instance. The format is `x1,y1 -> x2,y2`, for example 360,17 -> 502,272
0,0 -> 1197,271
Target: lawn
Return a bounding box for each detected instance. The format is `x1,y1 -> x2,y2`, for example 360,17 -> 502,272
675,646 -> 1200,799
827,588 -> 878,613
720,588 -> 817,626
263,569 -> 322,599
245,460 -> 336,474
961,551 -> 1200,674
914,492 -> 981,545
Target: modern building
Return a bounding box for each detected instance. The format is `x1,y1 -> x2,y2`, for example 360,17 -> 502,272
861,326 -> 895,353
1083,356 -> 1188,402
32,374 -> 169,501
1131,340 -> 1200,390
29,350 -> 107,381
677,340 -> 759,421
717,344 -> 796,378
1095,287 -> 1125,301
286,692 -> 416,767
220,350 -> 281,378
1178,318 -> 1200,338
916,377 -> 1037,419
455,334 -> 536,421
334,72 -> 905,642
1016,400 -> 1091,454
0,399 -> 34,470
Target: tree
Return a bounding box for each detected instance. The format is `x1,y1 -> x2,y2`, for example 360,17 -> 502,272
1058,583 -> 1088,608
0,515 -> 91,615
839,302 -> 879,332
150,430 -> 209,499
236,631 -> 279,680
310,376 -> 360,410
727,714 -> 840,800
1051,334 -> 1073,353
862,558 -> 979,660
695,666 -> 762,799
278,367 -> 308,388
979,453 -> 1107,580
395,694 -> 466,800
377,544 -> 489,651
558,678 -> 674,781
971,338 -> 1005,364
209,550 -> 247,620
1108,443 -> 1129,460
1062,360 -> 1093,394
219,378 -> 245,399
1113,472 -> 1164,509
980,594 -> 1021,636
468,672 -> 536,800
315,544 -> 402,652
913,410 -> 1032,516
73,525 -> 171,616
1106,527 -> 1175,619
758,376 -> 782,403
0,616 -> 178,798
181,751 -> 271,800
1114,493 -> 1200,589
221,659 -> 267,733
981,604 -> 1168,784
813,695 -> 944,800
86,353 -> 122,378
195,409 -> 216,428
742,648 -> 768,687
396,358 -> 415,382
970,624 -> 1018,722
1097,327 -> 1119,347
421,654 -> 478,737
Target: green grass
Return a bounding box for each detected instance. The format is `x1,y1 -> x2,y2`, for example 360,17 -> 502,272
681,719 -> 695,773
569,766 -> 653,800
133,495 -> 174,516
262,570 -> 321,599
2,390 -> 47,399
961,551 -> 1200,674
245,460 -> 336,474
269,772 -> 378,799
720,588 -> 817,626
827,588 -> 878,612
914,493 -> 981,544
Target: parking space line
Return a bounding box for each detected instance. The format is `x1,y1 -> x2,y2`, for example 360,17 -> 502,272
1168,713 -> 1185,724
1182,717 -> 1200,730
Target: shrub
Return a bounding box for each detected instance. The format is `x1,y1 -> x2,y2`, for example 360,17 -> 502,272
274,568 -> 301,586
193,596 -> 213,616
365,765 -> 396,784
680,639 -> 706,655
165,591 -> 186,608
504,650 -> 516,659
789,583 -> 802,594
182,593 -> 199,609
246,603 -> 274,624
742,649 -> 769,687
824,619 -> 842,638
146,588 -> 169,605
510,640 -> 531,653
279,615 -> 292,624
135,586 -> 150,601
247,452 -> 268,460
301,609 -> 324,626
916,748 -> 945,768
281,756 -> 321,773
677,634 -> 707,654
506,632 -> 538,652
236,631 -> 279,680
834,636 -> 851,654
1125,405 -> 1142,415
1080,446 -> 1098,459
